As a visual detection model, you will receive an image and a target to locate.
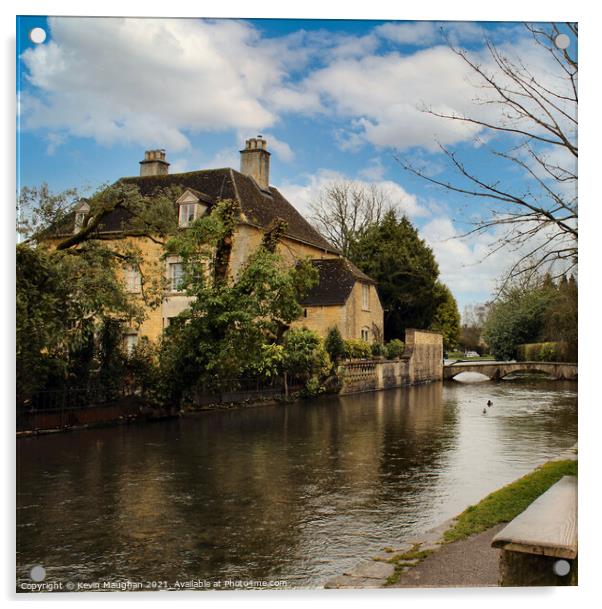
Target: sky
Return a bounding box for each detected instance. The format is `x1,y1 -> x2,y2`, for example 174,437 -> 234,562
15,16 -> 578,312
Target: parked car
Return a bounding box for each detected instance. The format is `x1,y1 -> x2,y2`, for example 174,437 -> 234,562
464,351 -> 479,358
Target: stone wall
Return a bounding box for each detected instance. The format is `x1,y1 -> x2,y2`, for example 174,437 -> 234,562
100,224 -> 385,343
339,329 -> 443,394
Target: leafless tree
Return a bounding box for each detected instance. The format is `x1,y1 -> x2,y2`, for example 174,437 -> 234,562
309,181 -> 393,256
399,23 -> 577,288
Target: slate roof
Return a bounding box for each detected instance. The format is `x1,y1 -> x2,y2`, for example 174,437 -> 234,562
300,258 -> 376,307
53,168 -> 340,254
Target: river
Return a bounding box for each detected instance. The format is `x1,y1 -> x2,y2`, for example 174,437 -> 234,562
17,377 -> 577,589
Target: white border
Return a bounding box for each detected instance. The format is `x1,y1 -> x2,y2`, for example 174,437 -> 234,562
3,2 -> 599,608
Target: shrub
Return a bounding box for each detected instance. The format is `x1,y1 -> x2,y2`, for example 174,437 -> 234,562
126,336 -> 160,398
384,339 -> 405,360
344,339 -> 372,360
324,326 -> 346,364
283,328 -> 331,383
517,341 -> 569,362
371,342 -> 385,357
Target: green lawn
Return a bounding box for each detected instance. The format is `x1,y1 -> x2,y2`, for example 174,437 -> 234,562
443,459 -> 578,543
447,352 -> 494,361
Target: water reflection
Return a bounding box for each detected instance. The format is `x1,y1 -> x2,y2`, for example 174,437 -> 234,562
17,378 -> 576,588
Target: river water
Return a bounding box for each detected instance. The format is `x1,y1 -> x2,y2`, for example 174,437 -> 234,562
17,377 -> 577,589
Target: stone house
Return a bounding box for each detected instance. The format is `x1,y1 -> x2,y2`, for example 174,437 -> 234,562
56,137 -> 384,348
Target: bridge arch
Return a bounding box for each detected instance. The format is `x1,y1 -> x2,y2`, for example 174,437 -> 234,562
448,371 -> 492,382
443,361 -> 577,382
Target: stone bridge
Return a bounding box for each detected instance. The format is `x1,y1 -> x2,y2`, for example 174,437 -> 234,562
444,361 -> 577,381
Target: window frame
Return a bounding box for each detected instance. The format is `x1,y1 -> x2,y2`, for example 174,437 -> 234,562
125,265 -> 142,293
124,333 -> 138,355
179,202 -> 198,227
361,283 -> 370,311
169,262 -> 185,292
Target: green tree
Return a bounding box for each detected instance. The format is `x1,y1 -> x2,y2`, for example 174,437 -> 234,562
430,282 -> 461,351
324,326 -> 346,365
157,199 -> 319,403
16,242 -> 142,403
541,274 -> 578,360
282,328 -> 331,395
482,277 -> 556,360
349,210 -> 443,340
16,181 -> 178,404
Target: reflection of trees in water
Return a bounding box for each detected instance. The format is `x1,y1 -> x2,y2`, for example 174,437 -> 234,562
16,391 -> 461,584
17,425 -> 184,582
372,384 -> 460,505
17,380 -> 573,585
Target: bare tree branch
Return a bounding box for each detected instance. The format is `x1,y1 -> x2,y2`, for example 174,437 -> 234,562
400,23 -> 577,288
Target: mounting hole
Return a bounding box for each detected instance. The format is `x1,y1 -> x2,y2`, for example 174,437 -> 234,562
29,27 -> 47,44
30,565 -> 46,582
553,559 -> 571,577
554,34 -> 570,50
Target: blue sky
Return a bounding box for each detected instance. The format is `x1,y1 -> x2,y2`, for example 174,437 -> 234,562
16,16 -> 577,312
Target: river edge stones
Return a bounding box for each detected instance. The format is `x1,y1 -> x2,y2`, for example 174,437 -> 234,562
323,517 -> 457,589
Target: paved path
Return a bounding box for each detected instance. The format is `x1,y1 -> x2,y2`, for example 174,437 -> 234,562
391,524 -> 505,588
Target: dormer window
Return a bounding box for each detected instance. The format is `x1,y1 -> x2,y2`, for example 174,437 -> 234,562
176,189 -> 210,227
179,203 -> 198,227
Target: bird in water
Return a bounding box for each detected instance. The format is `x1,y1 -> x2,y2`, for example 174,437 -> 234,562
482,408 -> 487,414
487,400 -> 493,407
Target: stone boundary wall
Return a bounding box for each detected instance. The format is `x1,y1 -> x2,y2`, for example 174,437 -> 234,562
339,329 -> 443,395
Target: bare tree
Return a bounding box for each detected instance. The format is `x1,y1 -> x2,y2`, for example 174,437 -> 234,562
309,181 -> 393,256
399,23 -> 577,288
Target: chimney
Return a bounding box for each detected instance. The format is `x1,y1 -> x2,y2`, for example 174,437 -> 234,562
240,136 -> 270,190
139,149 -> 170,176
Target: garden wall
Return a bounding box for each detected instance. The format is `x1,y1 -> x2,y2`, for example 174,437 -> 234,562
339,329 -> 443,395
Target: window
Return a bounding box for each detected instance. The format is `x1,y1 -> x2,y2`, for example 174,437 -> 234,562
362,284 -> 370,311
169,262 -> 185,292
125,333 -> 138,355
179,203 -> 198,227
74,212 -> 86,233
361,327 -> 370,342
125,266 -> 141,293
72,201 -> 90,234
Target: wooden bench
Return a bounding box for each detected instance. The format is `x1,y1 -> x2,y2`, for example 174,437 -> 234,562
491,475 -> 577,586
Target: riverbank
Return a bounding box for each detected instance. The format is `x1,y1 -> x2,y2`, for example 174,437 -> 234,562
325,444 -> 578,588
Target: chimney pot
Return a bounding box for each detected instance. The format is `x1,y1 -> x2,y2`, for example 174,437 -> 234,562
140,149 -> 170,176
240,137 -> 270,190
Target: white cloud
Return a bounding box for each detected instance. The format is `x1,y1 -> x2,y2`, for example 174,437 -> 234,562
261,133 -> 294,162
297,45 -> 489,151
421,212 -> 576,305
20,17 -> 289,151
277,168 -> 429,219
374,21 -> 487,47
20,18 -> 572,164
374,21 -> 439,45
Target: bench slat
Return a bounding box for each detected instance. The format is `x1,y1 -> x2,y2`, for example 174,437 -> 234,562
491,475 -> 577,559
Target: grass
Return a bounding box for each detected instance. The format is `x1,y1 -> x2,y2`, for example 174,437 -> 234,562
384,545 -> 435,586
443,459 -> 577,543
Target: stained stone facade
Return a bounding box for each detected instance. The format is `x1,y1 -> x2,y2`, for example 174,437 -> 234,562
53,138 -> 385,343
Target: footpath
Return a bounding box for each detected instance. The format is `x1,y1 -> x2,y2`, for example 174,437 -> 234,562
324,443 -> 578,589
